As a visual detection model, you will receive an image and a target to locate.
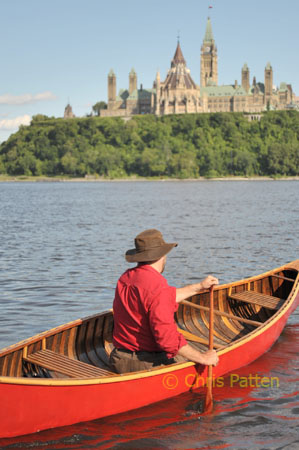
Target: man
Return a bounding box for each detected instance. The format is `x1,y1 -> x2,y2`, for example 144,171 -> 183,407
110,229 -> 219,373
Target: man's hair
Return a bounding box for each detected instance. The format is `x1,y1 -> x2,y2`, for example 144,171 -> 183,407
137,260 -> 159,266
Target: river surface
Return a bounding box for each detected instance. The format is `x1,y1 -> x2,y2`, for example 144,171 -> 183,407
0,180 -> 298,449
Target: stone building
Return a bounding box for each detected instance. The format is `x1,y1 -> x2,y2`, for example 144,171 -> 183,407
64,103 -> 75,119
154,41 -> 201,115
101,18 -> 294,118
100,68 -> 154,117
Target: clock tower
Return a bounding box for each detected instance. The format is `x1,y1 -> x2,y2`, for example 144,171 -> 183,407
200,17 -> 218,87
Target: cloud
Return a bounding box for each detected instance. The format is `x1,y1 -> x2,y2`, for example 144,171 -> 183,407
0,91 -> 57,105
0,115 -> 31,130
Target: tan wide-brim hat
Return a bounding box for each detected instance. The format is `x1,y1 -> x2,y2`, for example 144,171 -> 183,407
125,229 -> 177,263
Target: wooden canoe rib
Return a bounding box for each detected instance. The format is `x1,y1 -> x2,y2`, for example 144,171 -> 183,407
0,263 -> 297,379
175,264 -> 297,350
0,260 -> 298,438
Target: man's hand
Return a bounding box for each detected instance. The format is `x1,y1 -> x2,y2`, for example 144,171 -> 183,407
178,344 -> 219,366
200,349 -> 219,366
200,275 -> 219,290
176,275 -> 219,303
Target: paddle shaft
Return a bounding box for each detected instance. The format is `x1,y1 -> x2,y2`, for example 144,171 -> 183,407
205,285 -> 214,412
209,285 -> 214,351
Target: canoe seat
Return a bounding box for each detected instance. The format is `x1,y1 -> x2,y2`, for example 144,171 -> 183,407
229,290 -> 284,310
24,349 -> 115,378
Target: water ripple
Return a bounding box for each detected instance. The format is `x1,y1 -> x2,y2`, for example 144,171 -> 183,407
0,180 -> 298,449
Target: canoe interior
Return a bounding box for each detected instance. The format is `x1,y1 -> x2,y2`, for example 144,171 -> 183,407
0,266 -> 297,379
177,268 -> 297,352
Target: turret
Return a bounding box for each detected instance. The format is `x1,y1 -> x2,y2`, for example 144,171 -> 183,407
200,17 -> 218,87
108,69 -> 116,102
155,70 -> 161,115
264,62 -> 273,97
129,68 -> 137,95
64,103 -> 75,119
242,63 -> 250,92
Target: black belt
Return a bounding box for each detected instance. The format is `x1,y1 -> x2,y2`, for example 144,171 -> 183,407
116,347 -> 163,355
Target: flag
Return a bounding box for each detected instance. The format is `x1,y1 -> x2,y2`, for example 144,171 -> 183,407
209,5 -> 213,8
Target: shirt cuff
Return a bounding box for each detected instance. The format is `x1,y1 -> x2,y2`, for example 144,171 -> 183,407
166,333 -> 188,359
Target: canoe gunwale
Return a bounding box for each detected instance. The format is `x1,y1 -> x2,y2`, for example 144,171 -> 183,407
217,265 -> 299,355
0,310 -> 114,358
0,261 -> 298,387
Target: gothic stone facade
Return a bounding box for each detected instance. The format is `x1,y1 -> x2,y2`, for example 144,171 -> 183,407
100,18 -> 294,118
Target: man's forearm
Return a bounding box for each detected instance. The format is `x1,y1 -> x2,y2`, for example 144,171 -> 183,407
176,283 -> 203,303
175,275 -> 219,303
177,344 -> 218,366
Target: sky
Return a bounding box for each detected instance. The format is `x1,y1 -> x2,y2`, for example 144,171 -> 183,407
0,0 -> 298,143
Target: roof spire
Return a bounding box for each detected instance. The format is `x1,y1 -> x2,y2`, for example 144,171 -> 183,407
203,17 -> 214,43
172,41 -> 186,66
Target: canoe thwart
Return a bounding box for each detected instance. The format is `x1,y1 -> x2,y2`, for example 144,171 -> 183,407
24,349 -> 115,379
177,328 -> 223,349
181,299 -> 262,327
271,274 -> 296,283
229,291 -> 284,310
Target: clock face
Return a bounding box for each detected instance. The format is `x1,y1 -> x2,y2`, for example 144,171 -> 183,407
205,46 -> 210,52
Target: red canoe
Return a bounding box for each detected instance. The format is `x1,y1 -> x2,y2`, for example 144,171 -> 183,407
0,260 -> 298,438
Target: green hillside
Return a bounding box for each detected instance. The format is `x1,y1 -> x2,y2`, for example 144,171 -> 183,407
0,111 -> 298,178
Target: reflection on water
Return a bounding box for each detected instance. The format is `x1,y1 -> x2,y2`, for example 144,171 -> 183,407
0,180 -> 298,449
1,324 -> 298,449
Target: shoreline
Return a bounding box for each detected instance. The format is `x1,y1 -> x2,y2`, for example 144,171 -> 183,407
0,175 -> 299,183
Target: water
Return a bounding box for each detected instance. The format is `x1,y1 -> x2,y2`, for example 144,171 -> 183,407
0,180 -> 298,449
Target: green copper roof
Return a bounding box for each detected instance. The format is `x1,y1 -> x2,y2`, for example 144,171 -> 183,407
234,86 -> 248,95
242,63 -> 249,71
117,90 -> 127,101
201,85 -> 236,97
203,17 -> 214,43
108,69 -> 115,77
265,62 -> 272,70
201,84 -> 253,97
116,88 -> 154,102
127,88 -> 153,100
130,68 -> 136,75
279,82 -> 288,92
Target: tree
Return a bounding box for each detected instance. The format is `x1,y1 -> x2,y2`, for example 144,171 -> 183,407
31,114 -> 49,123
0,157 -> 6,174
1,111 -> 298,178
92,102 -> 107,116
140,147 -> 167,176
61,152 -> 78,175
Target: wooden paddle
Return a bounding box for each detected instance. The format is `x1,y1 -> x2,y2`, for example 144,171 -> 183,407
204,284 -> 214,413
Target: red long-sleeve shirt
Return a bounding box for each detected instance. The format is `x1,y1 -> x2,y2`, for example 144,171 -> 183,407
113,265 -> 187,358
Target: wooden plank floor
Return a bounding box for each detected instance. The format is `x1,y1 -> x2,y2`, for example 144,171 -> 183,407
24,349 -> 115,378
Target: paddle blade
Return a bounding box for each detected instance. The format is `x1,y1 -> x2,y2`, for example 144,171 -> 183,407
204,365 -> 213,414
204,392 -> 213,414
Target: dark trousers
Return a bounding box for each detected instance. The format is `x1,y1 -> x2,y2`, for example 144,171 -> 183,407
109,347 -> 186,374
